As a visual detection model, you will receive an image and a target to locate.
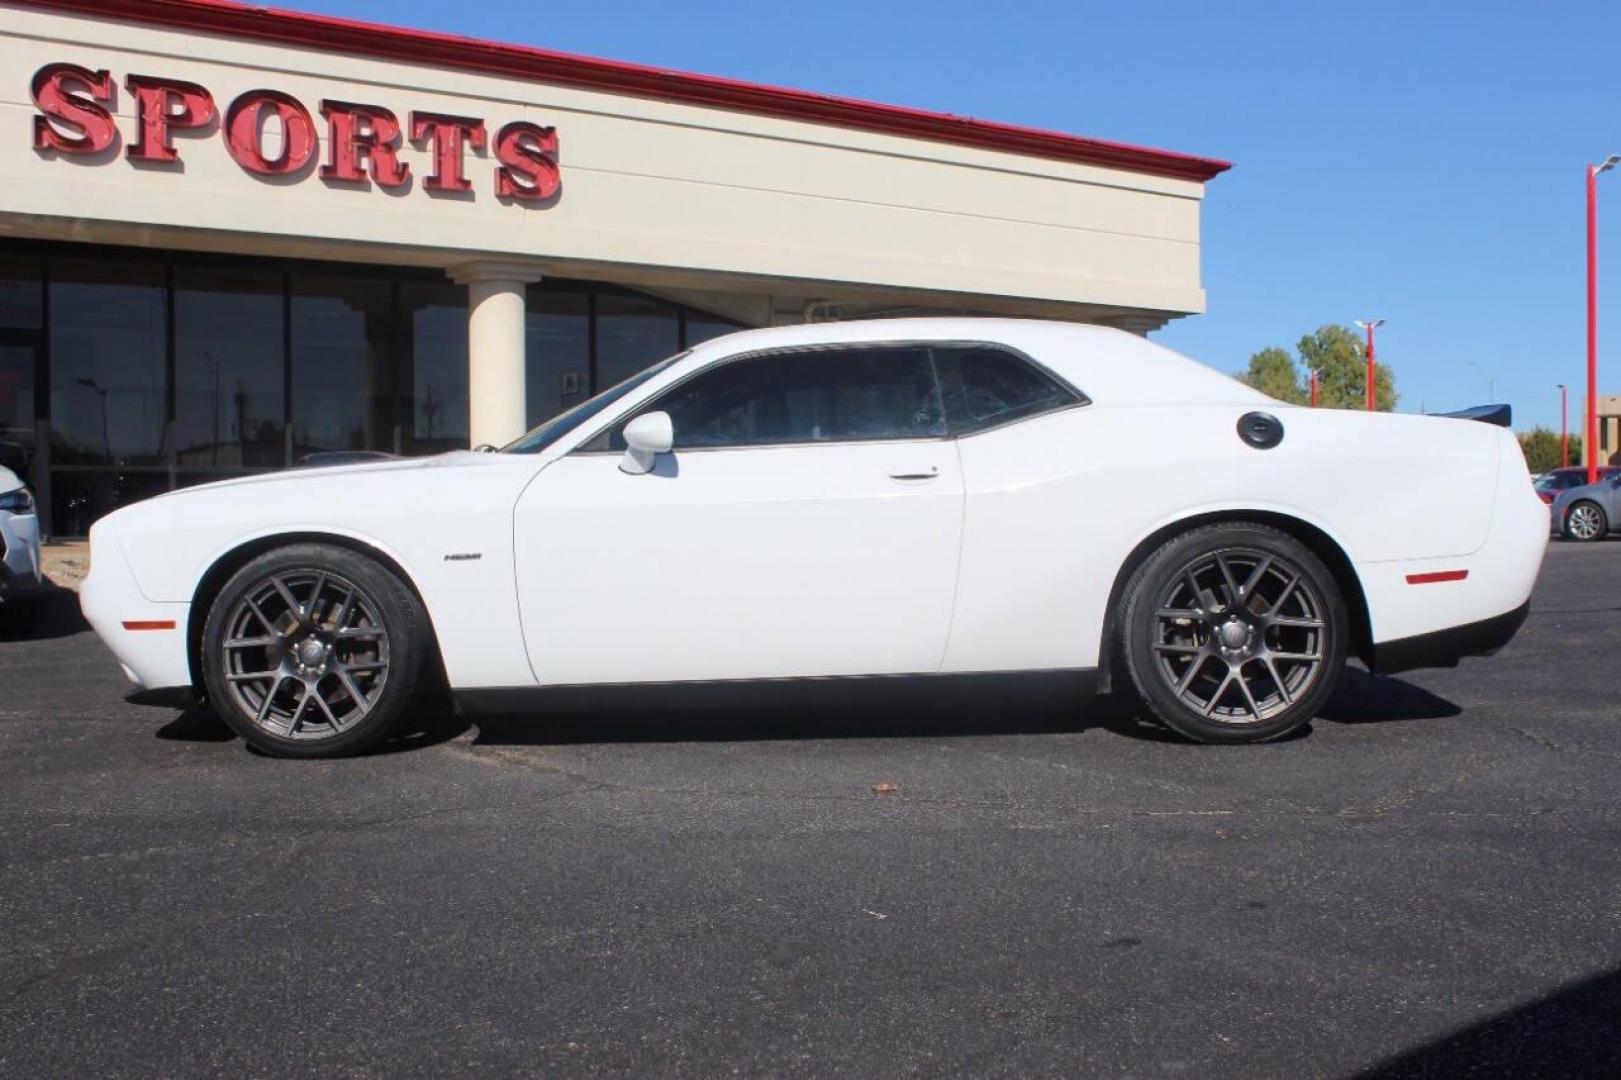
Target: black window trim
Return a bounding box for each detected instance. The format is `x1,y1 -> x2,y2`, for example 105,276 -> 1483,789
566,338 -> 1090,456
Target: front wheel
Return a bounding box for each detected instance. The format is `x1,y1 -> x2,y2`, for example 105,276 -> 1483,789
1563,501 -> 1608,542
200,544 -> 431,758
1120,524 -> 1349,744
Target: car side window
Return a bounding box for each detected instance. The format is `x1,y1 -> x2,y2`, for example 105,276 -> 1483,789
594,345 -> 945,451
934,344 -> 1082,435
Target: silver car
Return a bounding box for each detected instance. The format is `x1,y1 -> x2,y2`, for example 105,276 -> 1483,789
1553,471 -> 1621,542
0,465 -> 43,631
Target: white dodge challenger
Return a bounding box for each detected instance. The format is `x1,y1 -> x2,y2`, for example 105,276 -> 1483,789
82,319 -> 1547,757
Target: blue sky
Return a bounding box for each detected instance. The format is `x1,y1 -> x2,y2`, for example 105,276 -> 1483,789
288,0 -> 1619,430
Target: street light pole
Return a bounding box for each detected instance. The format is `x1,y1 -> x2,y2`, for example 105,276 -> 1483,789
1587,155 -> 1620,484
1464,359 -> 1493,402
1558,383 -> 1569,467
1354,319 -> 1385,411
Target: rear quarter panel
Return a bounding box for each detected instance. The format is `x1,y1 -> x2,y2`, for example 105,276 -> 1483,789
943,402 -> 1500,673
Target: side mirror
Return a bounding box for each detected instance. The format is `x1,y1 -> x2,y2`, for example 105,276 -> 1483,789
619,411 -> 673,475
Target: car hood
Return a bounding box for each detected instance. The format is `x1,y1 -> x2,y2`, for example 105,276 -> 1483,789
147,451 -> 504,498
0,465 -> 21,498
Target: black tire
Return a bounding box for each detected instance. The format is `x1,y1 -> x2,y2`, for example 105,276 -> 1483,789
1120,523 -> 1349,744
200,543 -> 430,758
1562,500 -> 1608,543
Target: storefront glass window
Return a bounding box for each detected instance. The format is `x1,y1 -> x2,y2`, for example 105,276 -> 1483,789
50,471 -> 170,540
0,343 -> 34,463
525,286 -> 591,426
684,311 -> 742,347
595,291 -> 680,390
291,275 -> 396,457
402,282 -> 467,454
22,238 -> 757,535
173,264 -> 285,470
48,258 -> 167,466
0,253 -> 43,330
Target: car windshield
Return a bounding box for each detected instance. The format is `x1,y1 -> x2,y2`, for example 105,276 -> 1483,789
503,351 -> 689,455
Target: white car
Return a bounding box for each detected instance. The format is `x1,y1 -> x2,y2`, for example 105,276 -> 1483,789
0,464 -> 43,632
81,319 -> 1547,757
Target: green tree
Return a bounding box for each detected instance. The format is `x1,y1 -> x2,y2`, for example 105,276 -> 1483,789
1237,346 -> 1306,404
1518,426 -> 1581,474
1296,324 -> 1397,411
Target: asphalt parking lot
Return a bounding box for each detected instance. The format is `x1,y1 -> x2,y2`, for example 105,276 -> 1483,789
2,542 -> 1619,1077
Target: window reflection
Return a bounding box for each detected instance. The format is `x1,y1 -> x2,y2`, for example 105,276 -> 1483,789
595,291 -> 680,389
49,259 -> 167,466
174,265 -> 285,468
291,275 -> 396,456
525,286 -> 591,427
0,344 -> 31,454
0,253 -> 43,330
684,311 -> 742,347
401,282 -> 468,454
618,346 -> 944,449
50,470 -> 169,541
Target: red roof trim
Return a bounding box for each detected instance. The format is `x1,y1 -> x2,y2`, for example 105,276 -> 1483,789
15,0 -> 1232,182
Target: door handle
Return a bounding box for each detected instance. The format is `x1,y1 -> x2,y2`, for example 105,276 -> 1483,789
888,467 -> 940,482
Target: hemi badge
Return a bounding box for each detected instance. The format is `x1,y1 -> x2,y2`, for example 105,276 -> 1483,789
1405,570 -> 1469,585
123,620 -> 177,631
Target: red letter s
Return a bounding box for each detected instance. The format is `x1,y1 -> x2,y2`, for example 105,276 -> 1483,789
31,63 -> 118,155
494,122 -> 559,201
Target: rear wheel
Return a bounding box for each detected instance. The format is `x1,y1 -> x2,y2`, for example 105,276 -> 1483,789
1563,501 -> 1607,542
200,544 -> 430,758
1120,524 -> 1349,744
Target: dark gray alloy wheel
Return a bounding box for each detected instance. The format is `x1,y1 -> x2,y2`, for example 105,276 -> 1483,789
201,544 -> 428,758
1564,501 -> 1607,542
1121,524 -> 1349,744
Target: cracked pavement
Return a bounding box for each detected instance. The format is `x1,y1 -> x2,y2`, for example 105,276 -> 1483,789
2,542 -> 1619,1076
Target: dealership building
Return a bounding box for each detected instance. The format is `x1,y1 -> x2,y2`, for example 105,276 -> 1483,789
0,0 -> 1228,536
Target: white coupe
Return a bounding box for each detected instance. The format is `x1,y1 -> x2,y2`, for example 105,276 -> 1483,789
82,319 -> 1547,757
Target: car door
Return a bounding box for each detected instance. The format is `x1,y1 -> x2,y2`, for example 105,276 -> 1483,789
512,343 -> 965,685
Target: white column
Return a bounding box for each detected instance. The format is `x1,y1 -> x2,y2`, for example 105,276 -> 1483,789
448,260 -> 545,448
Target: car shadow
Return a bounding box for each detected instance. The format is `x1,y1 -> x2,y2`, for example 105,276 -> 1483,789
1319,666 -> 1463,725
458,672 -> 1106,748
0,580 -> 90,642
1355,965 -> 1621,1077
151,669 -> 1467,755
157,672 -> 1152,752
154,707 -> 236,743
